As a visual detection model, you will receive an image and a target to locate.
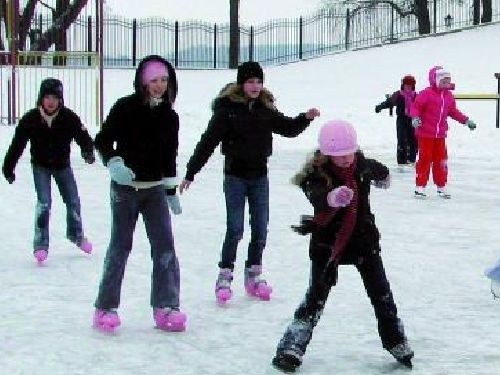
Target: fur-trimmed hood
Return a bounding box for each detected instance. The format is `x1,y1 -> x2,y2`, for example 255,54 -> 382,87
211,82 -> 277,112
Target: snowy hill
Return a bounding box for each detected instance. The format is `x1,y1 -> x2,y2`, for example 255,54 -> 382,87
0,22 -> 499,375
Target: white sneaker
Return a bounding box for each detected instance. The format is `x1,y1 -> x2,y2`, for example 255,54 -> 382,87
414,186 -> 427,198
437,187 -> 451,199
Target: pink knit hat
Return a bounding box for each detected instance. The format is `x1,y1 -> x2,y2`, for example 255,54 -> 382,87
141,60 -> 168,85
318,120 -> 358,156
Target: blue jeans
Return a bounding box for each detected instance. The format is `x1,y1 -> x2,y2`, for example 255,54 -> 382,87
95,182 -> 180,310
219,175 -> 269,270
32,164 -> 84,251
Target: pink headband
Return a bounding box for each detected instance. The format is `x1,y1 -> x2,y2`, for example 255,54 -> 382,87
142,61 -> 168,85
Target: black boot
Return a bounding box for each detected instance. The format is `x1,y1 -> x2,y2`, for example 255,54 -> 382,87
389,341 -> 414,369
272,351 -> 302,373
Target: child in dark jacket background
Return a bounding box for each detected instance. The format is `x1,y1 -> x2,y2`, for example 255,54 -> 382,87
179,61 -> 320,305
2,78 -> 95,264
272,120 -> 413,372
92,55 -> 186,333
375,75 -> 417,170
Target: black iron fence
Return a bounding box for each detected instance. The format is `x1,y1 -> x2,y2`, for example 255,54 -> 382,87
7,0 -> 500,68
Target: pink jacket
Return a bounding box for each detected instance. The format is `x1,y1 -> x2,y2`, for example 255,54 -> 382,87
410,66 -> 468,139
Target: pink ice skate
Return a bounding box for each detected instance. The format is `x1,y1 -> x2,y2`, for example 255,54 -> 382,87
153,308 -> 187,332
93,309 -> 121,333
78,238 -> 93,254
244,265 -> 273,301
34,249 -> 48,264
215,268 -> 233,305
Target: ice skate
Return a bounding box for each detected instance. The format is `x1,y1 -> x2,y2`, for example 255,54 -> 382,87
389,341 -> 414,368
93,309 -> 121,333
215,268 -> 233,305
244,265 -> 273,301
272,350 -> 302,373
34,249 -> 48,264
78,238 -> 93,254
153,307 -> 187,332
437,187 -> 451,199
414,186 -> 427,199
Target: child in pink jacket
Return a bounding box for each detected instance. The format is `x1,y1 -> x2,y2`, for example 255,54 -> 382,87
409,66 -> 476,199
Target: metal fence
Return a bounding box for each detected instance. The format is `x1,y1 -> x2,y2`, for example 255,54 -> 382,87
11,0 -> 496,68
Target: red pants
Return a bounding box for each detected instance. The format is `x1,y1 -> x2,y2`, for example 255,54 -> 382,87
415,137 -> 448,188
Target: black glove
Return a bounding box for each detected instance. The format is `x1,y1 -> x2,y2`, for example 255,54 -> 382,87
320,258 -> 339,287
375,105 -> 382,113
82,150 -> 95,164
2,167 -> 15,184
291,215 -> 317,235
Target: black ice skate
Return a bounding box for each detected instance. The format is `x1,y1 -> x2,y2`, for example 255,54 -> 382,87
272,350 -> 302,373
389,341 -> 414,368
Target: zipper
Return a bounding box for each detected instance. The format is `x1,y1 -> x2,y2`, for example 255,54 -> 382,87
436,91 -> 445,137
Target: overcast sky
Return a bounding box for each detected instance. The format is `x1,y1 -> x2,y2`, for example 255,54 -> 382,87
104,0 -> 322,24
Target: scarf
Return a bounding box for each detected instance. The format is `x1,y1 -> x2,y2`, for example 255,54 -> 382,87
400,89 -> 415,116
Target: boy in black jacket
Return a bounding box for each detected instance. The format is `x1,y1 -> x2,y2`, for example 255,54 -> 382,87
2,78 -> 95,263
272,120 -> 413,372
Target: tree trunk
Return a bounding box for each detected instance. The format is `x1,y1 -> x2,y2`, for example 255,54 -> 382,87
481,0 -> 492,23
0,0 -> 8,54
229,0 -> 240,69
31,0 -> 89,52
414,0 -> 431,34
473,0 -> 480,25
18,0 -> 37,51
54,0 -> 70,65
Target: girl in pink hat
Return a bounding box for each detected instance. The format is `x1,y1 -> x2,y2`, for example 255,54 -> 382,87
272,120 -> 413,372
92,55 -> 186,333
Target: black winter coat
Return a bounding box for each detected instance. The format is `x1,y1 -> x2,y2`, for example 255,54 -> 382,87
376,89 -> 415,119
2,107 -> 94,174
94,94 -> 179,182
185,83 -> 311,180
296,151 -> 389,265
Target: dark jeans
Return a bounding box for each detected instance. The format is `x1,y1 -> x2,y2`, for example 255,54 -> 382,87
95,182 -> 180,310
219,174 -> 269,270
276,254 -> 407,357
32,164 -> 84,251
396,116 -> 417,164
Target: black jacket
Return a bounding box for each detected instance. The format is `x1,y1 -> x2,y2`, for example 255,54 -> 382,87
295,151 -> 389,265
2,107 -> 94,174
185,83 -> 311,180
94,55 -> 179,182
376,89 -> 415,119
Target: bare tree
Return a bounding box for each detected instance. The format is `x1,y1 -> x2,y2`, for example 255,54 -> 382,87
0,0 -> 89,52
229,0 -> 239,69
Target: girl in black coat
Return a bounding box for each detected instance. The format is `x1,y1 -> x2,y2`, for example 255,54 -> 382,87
179,61 -> 320,304
2,78 -> 95,263
93,55 -> 186,333
375,75 -> 418,170
272,120 -> 413,372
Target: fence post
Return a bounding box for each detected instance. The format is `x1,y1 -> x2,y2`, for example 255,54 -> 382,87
249,26 -> 254,62
132,19 -> 137,66
174,21 -> 179,68
213,23 -> 217,69
345,9 -> 350,50
7,78 -> 12,125
299,16 -> 303,60
495,73 -> 500,129
87,16 -> 92,66
433,0 -> 437,33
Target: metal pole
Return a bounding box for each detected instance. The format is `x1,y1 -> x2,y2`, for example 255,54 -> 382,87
213,23 -> 217,69
132,19 -> 137,66
299,17 -> 303,60
11,0 -> 20,123
98,0 -> 104,126
495,73 -> 500,129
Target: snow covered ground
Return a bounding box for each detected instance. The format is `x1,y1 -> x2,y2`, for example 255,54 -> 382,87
1,23 -> 500,375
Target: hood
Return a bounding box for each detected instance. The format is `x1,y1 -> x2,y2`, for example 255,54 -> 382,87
133,55 -> 178,104
428,65 -> 455,90
211,82 -> 276,112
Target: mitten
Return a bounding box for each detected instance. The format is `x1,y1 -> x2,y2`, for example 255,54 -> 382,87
375,104 -> 382,113
2,167 -> 15,184
320,258 -> 339,287
466,119 -> 476,130
107,156 -> 135,186
372,174 -> 391,189
291,215 -> 316,235
327,186 -> 354,208
411,117 -> 422,128
166,194 -> 182,215
81,150 -> 95,164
